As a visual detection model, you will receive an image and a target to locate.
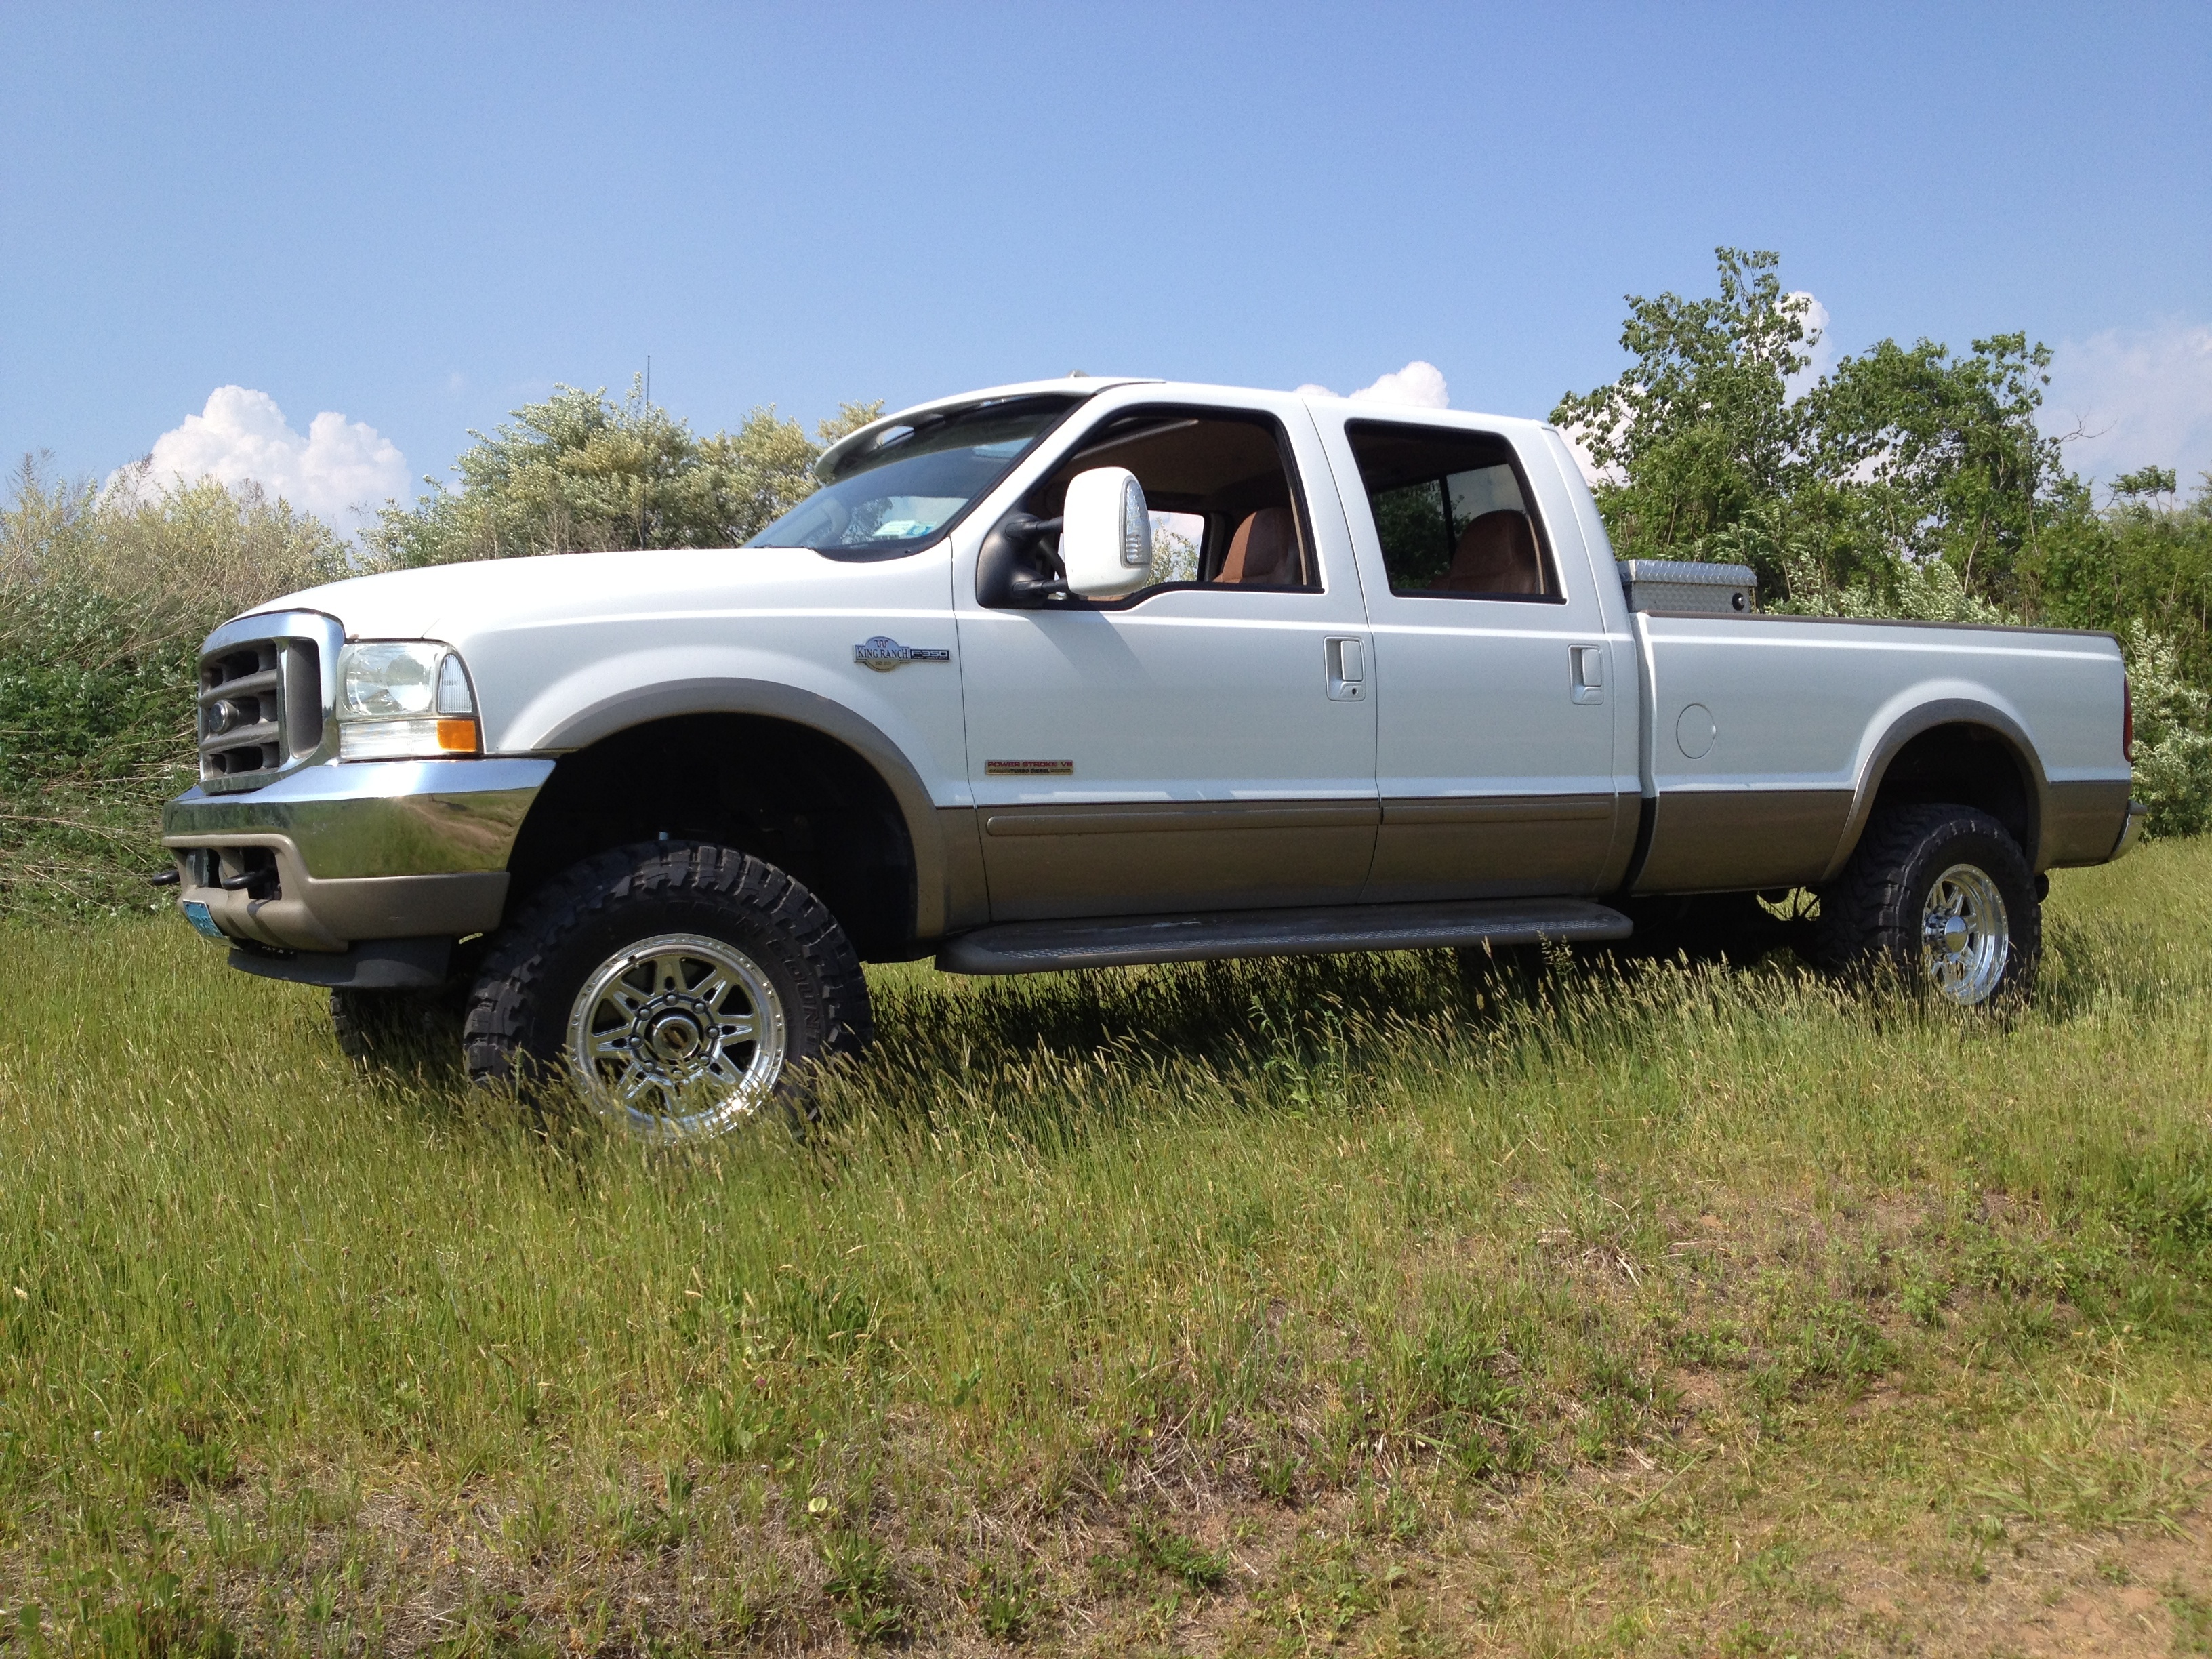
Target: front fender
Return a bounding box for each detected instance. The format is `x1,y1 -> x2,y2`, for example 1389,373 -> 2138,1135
512,675 -> 956,941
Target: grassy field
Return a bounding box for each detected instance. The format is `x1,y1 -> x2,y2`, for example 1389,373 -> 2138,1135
2,843 -> 2210,1657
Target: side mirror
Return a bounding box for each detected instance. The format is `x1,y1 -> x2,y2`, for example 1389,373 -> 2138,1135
1059,467 -> 1153,598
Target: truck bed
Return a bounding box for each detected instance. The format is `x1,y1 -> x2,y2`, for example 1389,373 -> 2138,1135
1633,611 -> 2133,893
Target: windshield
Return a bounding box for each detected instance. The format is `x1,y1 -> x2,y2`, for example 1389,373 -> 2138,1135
747,396 -> 1078,556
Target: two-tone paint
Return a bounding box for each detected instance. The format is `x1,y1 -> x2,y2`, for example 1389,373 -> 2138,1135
161,377 -> 2137,960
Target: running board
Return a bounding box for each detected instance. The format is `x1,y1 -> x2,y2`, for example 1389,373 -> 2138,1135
936,898 -> 1632,977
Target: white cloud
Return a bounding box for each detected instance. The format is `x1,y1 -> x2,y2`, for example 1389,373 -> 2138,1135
126,386 -> 409,533
1295,359 -> 1450,409
2042,321 -> 2212,489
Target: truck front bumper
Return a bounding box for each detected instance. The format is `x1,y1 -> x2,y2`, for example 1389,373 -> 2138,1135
161,757 -> 554,954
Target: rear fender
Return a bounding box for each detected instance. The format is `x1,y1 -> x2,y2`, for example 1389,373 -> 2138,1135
1824,698 -> 2047,880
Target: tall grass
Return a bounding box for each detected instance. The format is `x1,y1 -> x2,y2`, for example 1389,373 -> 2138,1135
2,844 -> 2209,1652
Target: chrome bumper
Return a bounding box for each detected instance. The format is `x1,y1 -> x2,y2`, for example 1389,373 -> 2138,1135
2110,798 -> 2150,862
161,756 -> 554,951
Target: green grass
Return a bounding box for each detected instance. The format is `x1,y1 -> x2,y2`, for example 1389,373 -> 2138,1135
3,842 -> 2212,1654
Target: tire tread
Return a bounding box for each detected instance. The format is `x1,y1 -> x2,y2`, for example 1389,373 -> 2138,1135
462,842 -> 870,1094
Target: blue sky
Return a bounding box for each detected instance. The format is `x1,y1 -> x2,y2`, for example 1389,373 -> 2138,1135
3,1 -> 2207,527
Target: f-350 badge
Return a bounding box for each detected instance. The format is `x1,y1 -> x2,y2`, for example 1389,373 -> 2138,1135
853,636 -> 952,672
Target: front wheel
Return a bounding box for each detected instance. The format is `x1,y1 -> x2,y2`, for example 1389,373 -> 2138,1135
1815,804 -> 2039,1006
464,842 -> 872,1140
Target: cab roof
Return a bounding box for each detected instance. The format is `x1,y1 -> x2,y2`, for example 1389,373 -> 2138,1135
813,375 -> 1549,480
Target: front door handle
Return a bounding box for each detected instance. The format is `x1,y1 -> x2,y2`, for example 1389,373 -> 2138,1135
1326,636 -> 1366,701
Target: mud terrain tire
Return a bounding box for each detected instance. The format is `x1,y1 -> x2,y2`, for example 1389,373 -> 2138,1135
1815,803 -> 2039,1006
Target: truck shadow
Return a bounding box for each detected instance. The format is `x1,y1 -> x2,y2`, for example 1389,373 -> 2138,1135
861,940 -> 1825,1071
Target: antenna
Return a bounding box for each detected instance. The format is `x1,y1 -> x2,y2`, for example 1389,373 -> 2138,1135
645,354 -> 651,407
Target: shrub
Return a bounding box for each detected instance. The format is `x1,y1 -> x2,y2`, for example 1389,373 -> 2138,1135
2120,623 -> 2212,838
0,459 -> 346,913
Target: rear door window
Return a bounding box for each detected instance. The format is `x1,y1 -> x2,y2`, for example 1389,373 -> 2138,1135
1345,422 -> 1559,600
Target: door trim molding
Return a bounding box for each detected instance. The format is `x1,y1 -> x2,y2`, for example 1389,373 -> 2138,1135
1380,793 -> 1614,826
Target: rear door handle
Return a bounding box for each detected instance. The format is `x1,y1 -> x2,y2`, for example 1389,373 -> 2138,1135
1326,636 -> 1366,701
1571,644 -> 1605,705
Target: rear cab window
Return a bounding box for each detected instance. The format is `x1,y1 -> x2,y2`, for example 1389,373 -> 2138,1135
1344,421 -> 1561,602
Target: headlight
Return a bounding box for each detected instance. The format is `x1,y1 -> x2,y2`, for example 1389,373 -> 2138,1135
335,641 -> 480,760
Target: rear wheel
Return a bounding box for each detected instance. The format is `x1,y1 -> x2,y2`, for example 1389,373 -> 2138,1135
1815,804 -> 2039,1006
464,842 -> 872,1140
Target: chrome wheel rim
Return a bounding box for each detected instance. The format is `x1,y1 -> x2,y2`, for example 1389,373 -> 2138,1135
1919,863 -> 2010,1005
566,933 -> 787,1140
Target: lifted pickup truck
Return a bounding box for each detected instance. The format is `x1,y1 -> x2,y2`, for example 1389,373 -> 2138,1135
164,377 -> 2143,1139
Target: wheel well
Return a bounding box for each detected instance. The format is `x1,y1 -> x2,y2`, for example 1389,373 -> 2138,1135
505,714 -> 920,960
1865,722 -> 2037,865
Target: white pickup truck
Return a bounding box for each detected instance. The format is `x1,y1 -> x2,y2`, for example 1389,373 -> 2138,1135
163,377 -> 2143,1139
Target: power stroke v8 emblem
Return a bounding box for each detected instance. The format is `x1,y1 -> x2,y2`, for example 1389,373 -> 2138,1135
853,636 -> 952,672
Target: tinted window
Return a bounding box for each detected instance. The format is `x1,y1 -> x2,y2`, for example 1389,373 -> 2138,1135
1345,422 -> 1557,600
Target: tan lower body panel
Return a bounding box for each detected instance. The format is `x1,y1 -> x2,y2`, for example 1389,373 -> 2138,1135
2041,779 -> 2134,867
977,800 -> 1378,922
1361,793 -> 1631,903
1633,789 -> 1852,894
935,806 -> 992,933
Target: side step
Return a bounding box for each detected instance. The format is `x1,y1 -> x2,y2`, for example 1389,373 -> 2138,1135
936,898 -> 1631,977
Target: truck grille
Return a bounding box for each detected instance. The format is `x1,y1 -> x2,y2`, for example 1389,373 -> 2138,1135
196,619 -> 333,788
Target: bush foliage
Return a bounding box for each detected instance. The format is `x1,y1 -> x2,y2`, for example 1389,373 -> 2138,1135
0,460 -> 347,911
0,384 -> 878,911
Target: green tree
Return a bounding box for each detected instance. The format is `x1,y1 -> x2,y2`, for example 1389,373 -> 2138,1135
2112,465 -> 2180,505
365,378 -> 881,567
1558,247 -> 2212,837
2026,473 -> 2212,681
1803,331 -> 2070,601
1555,248 -> 2082,610
1551,247 -> 1818,564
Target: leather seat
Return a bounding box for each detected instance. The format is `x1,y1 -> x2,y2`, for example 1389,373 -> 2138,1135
1214,508 -> 1298,586
1439,510 -> 1543,594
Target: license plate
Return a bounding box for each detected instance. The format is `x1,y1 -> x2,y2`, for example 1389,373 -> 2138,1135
181,899 -> 227,941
